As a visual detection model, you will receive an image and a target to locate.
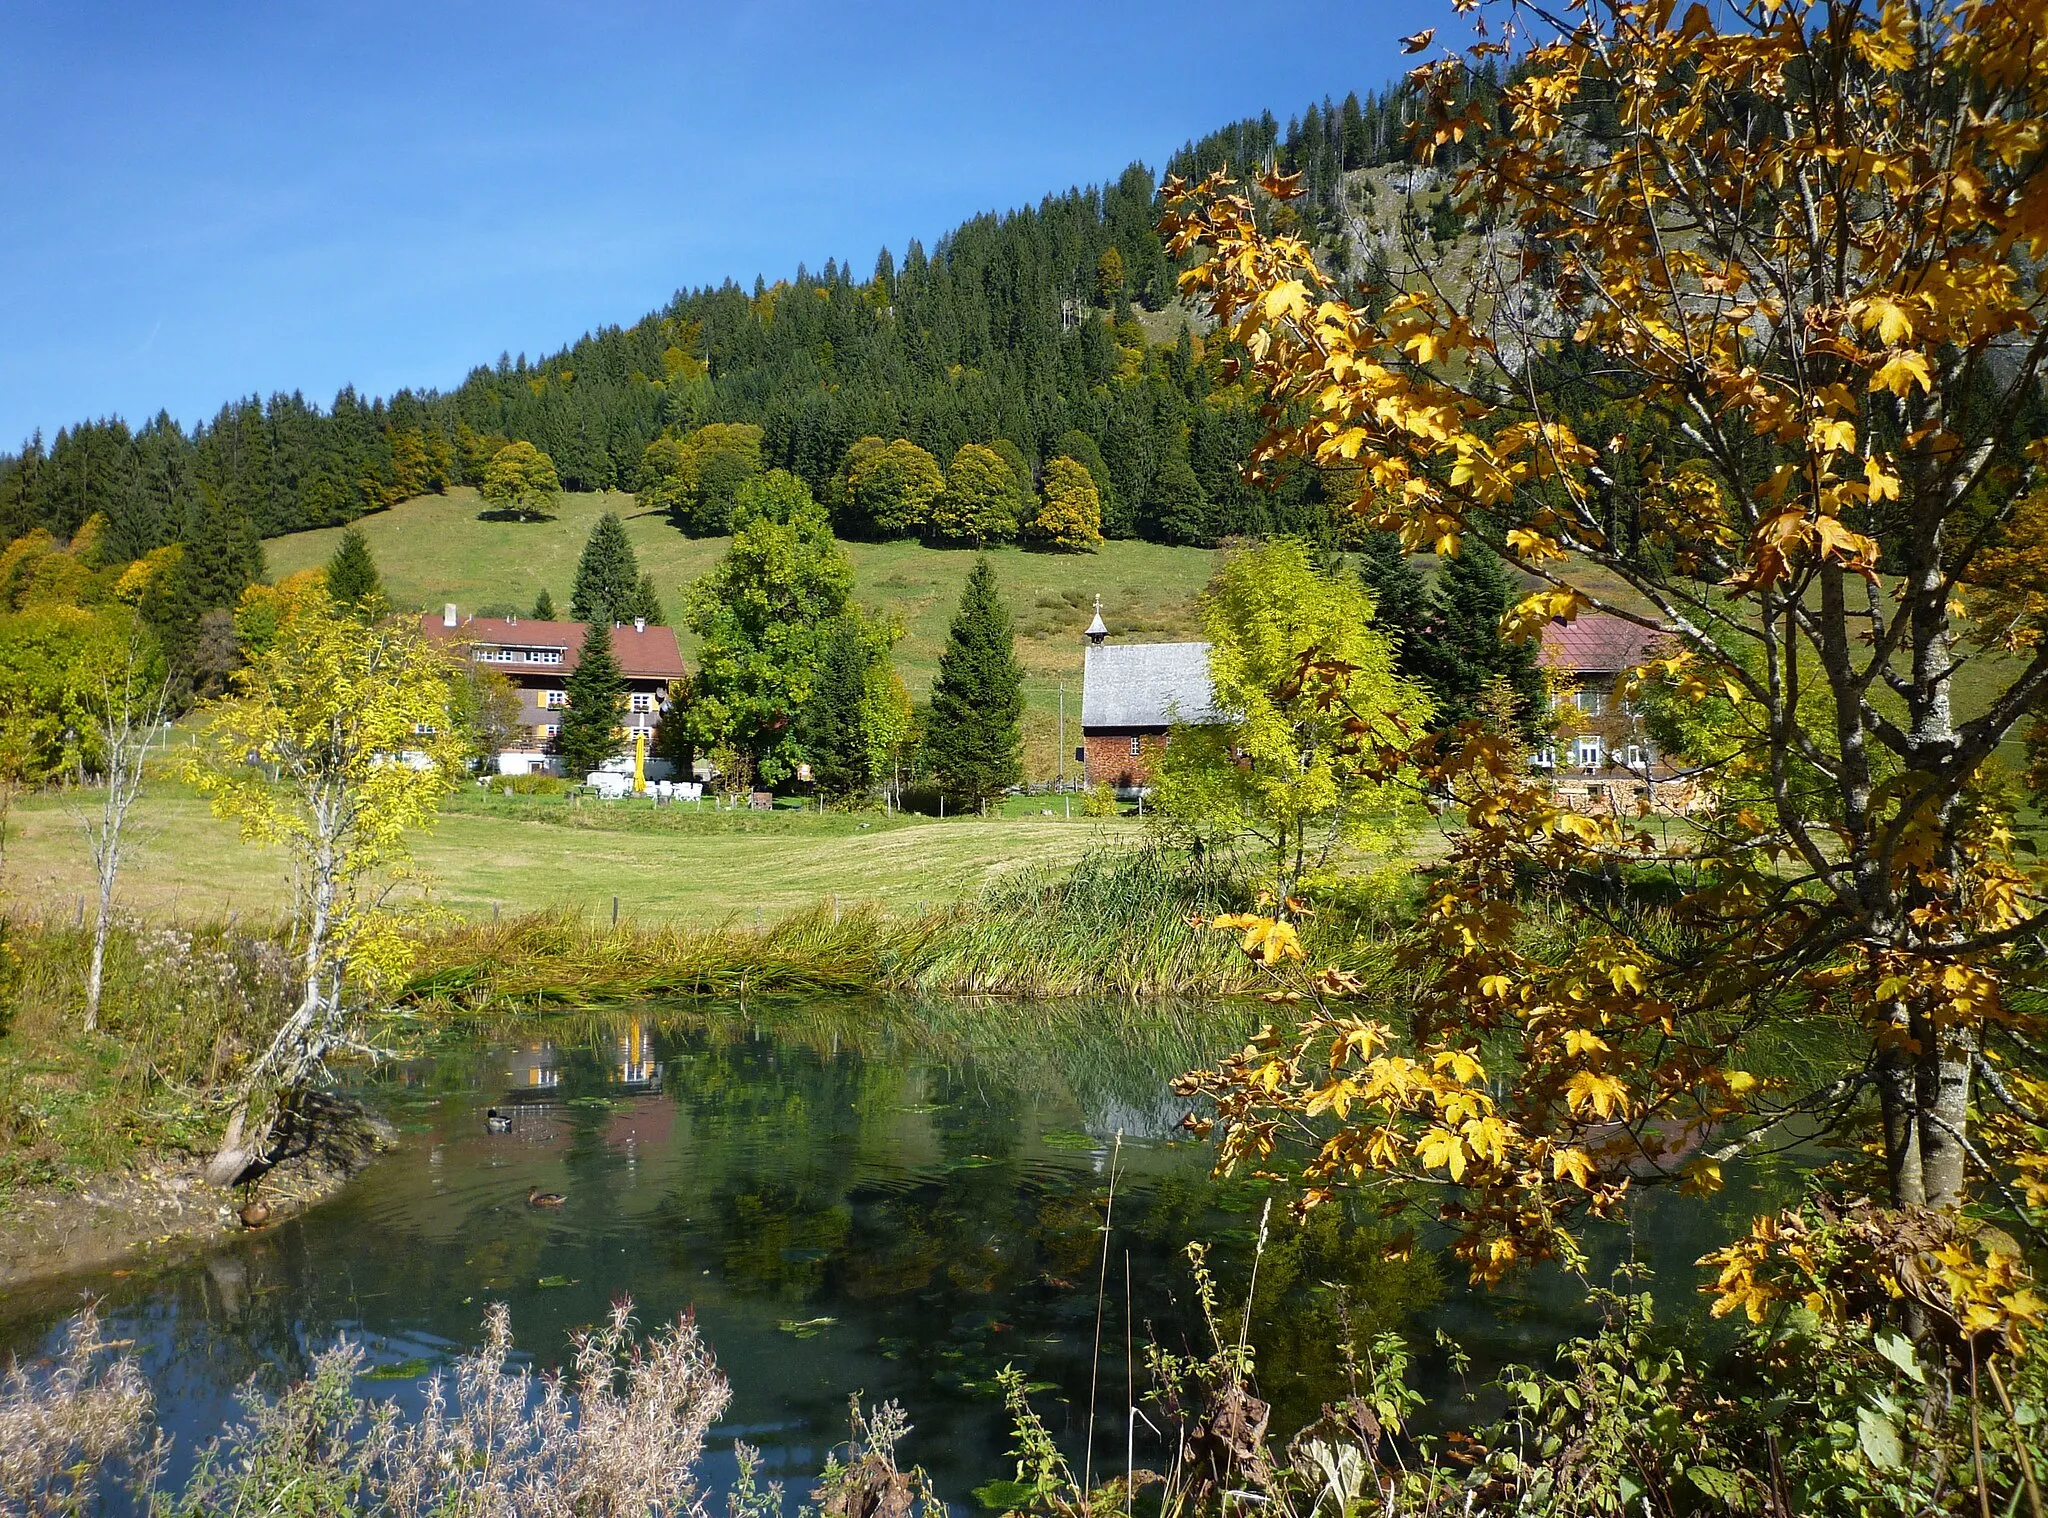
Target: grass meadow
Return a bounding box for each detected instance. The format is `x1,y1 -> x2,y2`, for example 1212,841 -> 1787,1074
1,780 -> 1135,926
265,487 -> 1224,780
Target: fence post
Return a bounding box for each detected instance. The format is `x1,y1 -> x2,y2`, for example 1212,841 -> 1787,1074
612,895 -> 619,927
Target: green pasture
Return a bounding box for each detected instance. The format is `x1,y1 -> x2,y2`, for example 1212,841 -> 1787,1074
264,487 -> 1223,780
1,783 -> 1135,926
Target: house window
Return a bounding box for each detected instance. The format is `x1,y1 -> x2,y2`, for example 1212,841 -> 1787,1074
1625,744 -> 1643,769
477,646 -> 513,663
1129,736 -> 1143,757
631,693 -> 653,713
412,722 -> 437,737
541,724 -> 559,740
1576,736 -> 1602,768
544,690 -> 566,710
527,649 -> 563,665
1576,686 -> 1608,716
1535,745 -> 1556,769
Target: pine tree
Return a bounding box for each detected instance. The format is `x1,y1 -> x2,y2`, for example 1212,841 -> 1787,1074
324,526 -> 381,614
556,621 -> 626,778
532,587 -> 557,620
570,511 -> 641,624
801,615 -> 878,803
925,557 -> 1023,810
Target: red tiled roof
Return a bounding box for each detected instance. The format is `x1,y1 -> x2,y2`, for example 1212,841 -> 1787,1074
419,613 -> 686,681
1539,613 -> 1663,676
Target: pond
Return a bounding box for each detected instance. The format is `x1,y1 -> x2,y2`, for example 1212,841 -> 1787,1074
0,998 -> 1795,1506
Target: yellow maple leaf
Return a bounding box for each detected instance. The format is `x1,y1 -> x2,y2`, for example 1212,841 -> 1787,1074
1415,1125 -> 1468,1180
1870,350 -> 1934,396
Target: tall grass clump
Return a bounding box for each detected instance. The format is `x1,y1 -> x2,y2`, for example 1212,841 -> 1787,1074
898,845 -> 1262,996
0,917 -> 293,1189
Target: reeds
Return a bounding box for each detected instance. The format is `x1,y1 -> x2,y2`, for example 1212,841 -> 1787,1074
401,845 -> 1280,1009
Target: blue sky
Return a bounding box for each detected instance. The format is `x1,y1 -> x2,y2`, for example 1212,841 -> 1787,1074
0,1 -> 1448,449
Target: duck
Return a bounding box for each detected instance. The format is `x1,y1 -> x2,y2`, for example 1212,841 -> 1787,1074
526,1186 -> 567,1209
486,1108 -> 512,1133
239,1198 -> 272,1228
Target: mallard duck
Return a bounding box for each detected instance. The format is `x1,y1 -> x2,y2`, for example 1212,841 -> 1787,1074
486,1108 -> 512,1133
526,1186 -> 567,1209
239,1198 -> 272,1228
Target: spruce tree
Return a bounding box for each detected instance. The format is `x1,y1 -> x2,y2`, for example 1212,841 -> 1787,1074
324,526 -> 381,613
1146,454 -> 1211,546
569,511 -> 640,624
925,557 -> 1023,811
556,620 -> 626,778
532,587 -> 557,620
801,616 -> 877,803
627,571 -> 666,626
1355,532 -> 1434,647
1424,544 -> 1548,738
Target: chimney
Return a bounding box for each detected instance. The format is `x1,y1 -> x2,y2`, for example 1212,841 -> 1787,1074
634,617 -> 646,633
1085,594 -> 1108,645
443,603 -> 458,628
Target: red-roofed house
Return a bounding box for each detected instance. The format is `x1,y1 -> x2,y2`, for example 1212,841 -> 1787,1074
421,604 -> 685,777
1539,613 -> 1669,778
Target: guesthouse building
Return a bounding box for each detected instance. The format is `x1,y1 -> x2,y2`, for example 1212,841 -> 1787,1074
421,604 -> 685,777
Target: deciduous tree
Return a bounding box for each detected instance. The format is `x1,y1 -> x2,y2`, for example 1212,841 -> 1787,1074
1029,458 -> 1104,552
478,441 -> 561,521
190,594 -> 463,1186
931,443 -> 1024,546
833,437 -> 945,539
682,471 -> 854,784
1163,0 -> 2048,1344
1154,540 -> 1427,893
76,622 -> 171,1030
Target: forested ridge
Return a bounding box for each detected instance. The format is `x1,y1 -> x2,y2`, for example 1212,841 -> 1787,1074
0,81 -> 1461,567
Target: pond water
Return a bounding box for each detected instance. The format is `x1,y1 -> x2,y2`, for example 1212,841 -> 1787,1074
0,998 -> 1793,1506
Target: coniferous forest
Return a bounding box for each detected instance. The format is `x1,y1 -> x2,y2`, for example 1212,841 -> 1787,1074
0,84 -> 1460,567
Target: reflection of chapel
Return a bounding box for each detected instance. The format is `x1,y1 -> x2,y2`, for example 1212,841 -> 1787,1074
1076,597 -> 1218,792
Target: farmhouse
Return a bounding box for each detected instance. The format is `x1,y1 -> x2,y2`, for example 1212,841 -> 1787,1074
1078,603 -> 1220,791
421,604 -> 685,777
1537,612 -> 1669,776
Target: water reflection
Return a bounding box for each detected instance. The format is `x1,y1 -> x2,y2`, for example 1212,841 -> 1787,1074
0,997 -> 1793,1507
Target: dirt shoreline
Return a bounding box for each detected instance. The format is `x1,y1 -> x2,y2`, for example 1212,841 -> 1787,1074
0,1115 -> 391,1293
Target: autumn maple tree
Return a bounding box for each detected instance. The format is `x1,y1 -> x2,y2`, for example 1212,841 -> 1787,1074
1163,0 -> 2048,1350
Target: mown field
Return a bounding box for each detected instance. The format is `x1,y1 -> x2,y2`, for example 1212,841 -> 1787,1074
1,782 -> 1133,926
265,488 -> 1224,780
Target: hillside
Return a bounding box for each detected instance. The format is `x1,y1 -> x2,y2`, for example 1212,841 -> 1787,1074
265,490 -> 1220,780
0,82 -> 1466,561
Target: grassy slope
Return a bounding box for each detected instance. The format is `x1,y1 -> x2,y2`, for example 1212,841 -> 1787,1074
1,784 -> 1136,925
265,487 -> 1223,780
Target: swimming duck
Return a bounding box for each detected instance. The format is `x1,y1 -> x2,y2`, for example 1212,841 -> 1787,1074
486,1108 -> 512,1133
239,1198 -> 272,1228
527,1186 -> 567,1209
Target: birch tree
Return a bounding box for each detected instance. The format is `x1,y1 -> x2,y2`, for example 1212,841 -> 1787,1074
189,597 -> 462,1186
76,624 -> 171,1032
